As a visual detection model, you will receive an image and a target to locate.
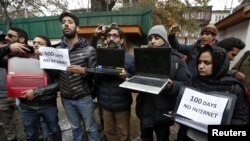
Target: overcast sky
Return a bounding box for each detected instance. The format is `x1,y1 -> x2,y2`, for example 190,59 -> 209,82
67,0 -> 241,11
208,0 -> 240,10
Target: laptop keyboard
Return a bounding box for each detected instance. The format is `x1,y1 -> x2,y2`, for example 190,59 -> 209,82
87,67 -> 122,75
128,77 -> 166,87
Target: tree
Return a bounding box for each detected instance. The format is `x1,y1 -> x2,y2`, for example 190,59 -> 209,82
91,0 -> 117,11
0,0 -> 68,28
120,0 -> 210,34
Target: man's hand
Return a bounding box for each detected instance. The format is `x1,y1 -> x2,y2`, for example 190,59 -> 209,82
169,24 -> 181,35
234,71 -> 245,81
94,25 -> 106,37
166,79 -> 173,89
67,65 -> 86,74
9,43 -> 29,54
21,89 -> 36,101
119,68 -> 127,80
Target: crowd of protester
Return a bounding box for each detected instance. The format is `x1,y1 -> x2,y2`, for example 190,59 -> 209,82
0,11 -> 249,141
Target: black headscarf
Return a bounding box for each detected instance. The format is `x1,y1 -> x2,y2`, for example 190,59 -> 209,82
190,45 -> 236,92
198,45 -> 229,80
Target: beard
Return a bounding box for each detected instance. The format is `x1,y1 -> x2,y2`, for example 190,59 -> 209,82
63,28 -> 77,39
108,42 -> 117,48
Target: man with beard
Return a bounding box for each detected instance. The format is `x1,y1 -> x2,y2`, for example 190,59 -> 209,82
94,25 -> 135,141
1,27 -> 31,141
56,12 -> 100,141
168,24 -> 218,76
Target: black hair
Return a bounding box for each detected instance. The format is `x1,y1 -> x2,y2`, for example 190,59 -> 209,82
59,12 -> 79,26
9,27 -> 29,45
35,35 -> 52,46
217,37 -> 245,52
0,31 -> 6,43
105,24 -> 124,39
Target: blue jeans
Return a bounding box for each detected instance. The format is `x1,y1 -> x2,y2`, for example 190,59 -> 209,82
20,106 -> 62,141
62,95 -> 100,141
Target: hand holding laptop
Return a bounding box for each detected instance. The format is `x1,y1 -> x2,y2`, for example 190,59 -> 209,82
118,68 -> 127,80
166,79 -> 173,89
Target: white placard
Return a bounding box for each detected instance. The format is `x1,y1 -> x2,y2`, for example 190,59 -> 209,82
177,87 -> 228,125
39,47 -> 70,70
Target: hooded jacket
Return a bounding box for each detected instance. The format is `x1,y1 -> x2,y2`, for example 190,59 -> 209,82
135,44 -> 191,127
171,45 -> 248,125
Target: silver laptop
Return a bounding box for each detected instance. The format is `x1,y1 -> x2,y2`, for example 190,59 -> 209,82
164,86 -> 236,133
119,48 -> 171,94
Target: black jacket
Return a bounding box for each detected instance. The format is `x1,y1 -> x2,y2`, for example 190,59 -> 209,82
170,46 -> 248,125
0,45 -> 11,98
56,38 -> 96,99
19,69 -> 59,109
96,52 -> 135,112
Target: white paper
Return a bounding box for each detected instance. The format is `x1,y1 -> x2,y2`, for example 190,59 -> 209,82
176,88 -> 228,125
39,47 -> 70,70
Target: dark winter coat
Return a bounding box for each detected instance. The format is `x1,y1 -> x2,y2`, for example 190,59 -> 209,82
168,34 -> 217,76
56,38 -> 96,99
96,53 -> 135,112
170,46 -> 249,125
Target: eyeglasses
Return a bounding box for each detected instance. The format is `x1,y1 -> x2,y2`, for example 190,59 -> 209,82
6,34 -> 18,38
107,33 -> 119,39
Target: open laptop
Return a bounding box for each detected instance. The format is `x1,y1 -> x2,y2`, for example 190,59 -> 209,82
7,56 -> 48,98
119,47 -> 171,94
87,48 -> 125,75
164,86 -> 236,133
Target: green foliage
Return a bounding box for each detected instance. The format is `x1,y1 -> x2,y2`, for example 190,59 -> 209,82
0,0 -> 68,19
120,0 -> 210,34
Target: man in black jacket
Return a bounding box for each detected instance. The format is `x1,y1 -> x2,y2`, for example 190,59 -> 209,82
56,12 -> 100,141
20,35 -> 62,141
95,25 -> 135,141
136,25 -> 191,141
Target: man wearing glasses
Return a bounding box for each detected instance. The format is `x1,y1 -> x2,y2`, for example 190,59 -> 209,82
94,25 -> 135,141
0,27 -> 30,141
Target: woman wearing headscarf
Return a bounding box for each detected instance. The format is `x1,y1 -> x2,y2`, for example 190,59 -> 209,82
168,45 -> 248,141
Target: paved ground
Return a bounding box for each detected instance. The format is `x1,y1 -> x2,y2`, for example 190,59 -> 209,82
57,93 -> 179,141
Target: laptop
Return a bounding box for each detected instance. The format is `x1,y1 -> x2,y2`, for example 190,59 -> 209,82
7,56 -> 48,98
119,48 -> 171,94
164,86 -> 236,133
87,48 -> 125,75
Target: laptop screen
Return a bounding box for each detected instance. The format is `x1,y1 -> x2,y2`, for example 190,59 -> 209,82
97,48 -> 125,68
134,48 -> 171,76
